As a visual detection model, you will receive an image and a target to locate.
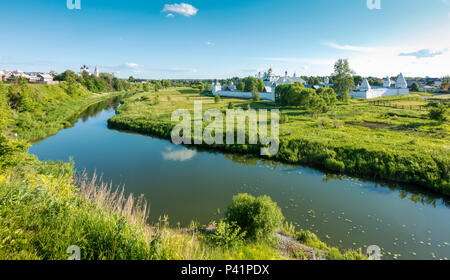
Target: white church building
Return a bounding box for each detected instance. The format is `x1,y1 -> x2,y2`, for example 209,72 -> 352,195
211,68 -> 308,101
353,73 -> 409,99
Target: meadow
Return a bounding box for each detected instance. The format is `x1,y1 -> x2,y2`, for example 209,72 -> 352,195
108,88 -> 449,195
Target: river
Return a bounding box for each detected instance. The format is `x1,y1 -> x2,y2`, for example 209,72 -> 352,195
29,98 -> 450,260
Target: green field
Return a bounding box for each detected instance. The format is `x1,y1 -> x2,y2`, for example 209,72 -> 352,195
108,88 -> 449,195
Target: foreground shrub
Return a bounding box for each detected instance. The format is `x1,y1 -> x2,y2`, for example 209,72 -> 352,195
207,220 -> 245,248
225,193 -> 284,241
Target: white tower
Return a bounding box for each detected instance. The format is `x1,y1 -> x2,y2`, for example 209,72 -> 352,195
94,65 -> 99,78
395,73 -> 407,89
360,78 -> 372,91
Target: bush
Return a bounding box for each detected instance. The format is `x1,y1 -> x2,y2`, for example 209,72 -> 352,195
325,158 -> 345,172
207,220 -> 245,248
252,91 -> 260,101
327,247 -> 345,260
295,230 -> 327,250
225,193 -> 284,241
228,102 -> 235,109
429,103 -> 447,123
214,95 -> 221,103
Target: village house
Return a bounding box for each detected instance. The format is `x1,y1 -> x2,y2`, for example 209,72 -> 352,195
1,69 -> 56,84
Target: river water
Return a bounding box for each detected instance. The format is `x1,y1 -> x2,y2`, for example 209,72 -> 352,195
29,98 -> 450,260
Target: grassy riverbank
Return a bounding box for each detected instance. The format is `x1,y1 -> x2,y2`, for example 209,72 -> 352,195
108,88 -> 449,195
0,82 -> 365,260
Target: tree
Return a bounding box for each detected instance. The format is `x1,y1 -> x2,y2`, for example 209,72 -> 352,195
236,81 -> 245,91
225,193 -> 284,241
243,77 -> 258,93
353,75 -> 363,86
410,82 -> 420,92
316,87 -> 337,111
306,93 -> 327,118
128,76 -> 136,83
214,94 -> 221,103
256,79 -> 265,92
112,77 -> 124,91
154,81 -> 162,92
429,103 -> 447,123
332,59 -> 354,102
143,83 -> 151,92
161,79 -> 171,88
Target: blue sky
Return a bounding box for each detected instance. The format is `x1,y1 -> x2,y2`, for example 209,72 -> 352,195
1,0 -> 449,78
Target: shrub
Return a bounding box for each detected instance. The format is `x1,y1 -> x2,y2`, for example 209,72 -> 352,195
207,220 -> 245,248
295,230 -> 327,250
252,91 -> 260,101
333,120 -> 343,129
429,103 -> 447,123
228,102 -> 235,109
225,193 -> 284,241
327,247 -> 345,260
343,249 -> 366,260
214,95 -> 221,103
325,158 -> 345,172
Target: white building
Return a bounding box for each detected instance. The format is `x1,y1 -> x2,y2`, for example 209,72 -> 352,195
212,68 -> 307,101
352,73 -> 409,99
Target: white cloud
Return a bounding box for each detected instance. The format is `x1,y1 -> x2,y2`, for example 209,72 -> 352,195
205,41 -> 215,47
124,62 -> 139,68
166,13 -> 175,18
399,49 -> 447,59
162,3 -> 198,17
322,41 -> 377,53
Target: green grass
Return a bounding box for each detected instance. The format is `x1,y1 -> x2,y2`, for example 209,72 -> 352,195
108,88 -> 449,195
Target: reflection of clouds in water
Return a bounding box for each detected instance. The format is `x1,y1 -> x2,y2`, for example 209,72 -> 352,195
161,147 -> 196,162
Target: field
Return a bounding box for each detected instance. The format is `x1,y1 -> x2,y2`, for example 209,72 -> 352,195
108,88 -> 450,195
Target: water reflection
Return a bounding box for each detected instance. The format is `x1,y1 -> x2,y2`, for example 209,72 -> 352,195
162,146 -> 197,162
222,153 -> 450,210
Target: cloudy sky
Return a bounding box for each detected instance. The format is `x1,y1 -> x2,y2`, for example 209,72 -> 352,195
0,0 -> 449,78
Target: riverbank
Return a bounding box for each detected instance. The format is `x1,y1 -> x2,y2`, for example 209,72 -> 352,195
108,88 -> 449,195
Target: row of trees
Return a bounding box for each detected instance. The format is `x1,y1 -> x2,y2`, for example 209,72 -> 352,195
274,59 -> 354,117
55,70 -> 132,94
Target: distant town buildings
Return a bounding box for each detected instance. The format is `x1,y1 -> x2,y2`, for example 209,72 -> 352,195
0,69 -> 57,84
353,73 -> 409,99
212,68 -> 312,101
